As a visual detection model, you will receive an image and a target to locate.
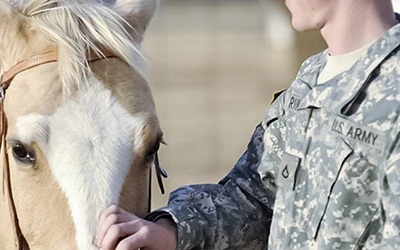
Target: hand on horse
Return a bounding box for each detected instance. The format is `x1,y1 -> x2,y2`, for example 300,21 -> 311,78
96,205 -> 177,250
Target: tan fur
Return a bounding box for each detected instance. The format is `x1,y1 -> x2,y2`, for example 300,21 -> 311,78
91,59 -> 162,217
0,0 -> 160,248
119,117 -> 162,217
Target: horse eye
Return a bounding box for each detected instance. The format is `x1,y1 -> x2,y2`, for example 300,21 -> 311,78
11,141 -> 36,165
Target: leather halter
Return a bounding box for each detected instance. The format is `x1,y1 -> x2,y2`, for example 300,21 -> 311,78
0,51 -> 65,250
0,49 -> 167,249
1,51 -> 58,89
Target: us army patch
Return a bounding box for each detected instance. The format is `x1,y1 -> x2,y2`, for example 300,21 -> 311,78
330,115 -> 384,149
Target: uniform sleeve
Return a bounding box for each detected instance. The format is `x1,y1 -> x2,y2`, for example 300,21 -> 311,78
147,124 -> 279,249
146,93 -> 286,249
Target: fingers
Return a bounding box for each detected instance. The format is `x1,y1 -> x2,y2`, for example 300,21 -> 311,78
114,220 -> 176,250
96,205 -> 177,250
115,233 -> 144,250
97,213 -> 120,247
98,205 -> 129,225
100,221 -> 143,250
96,205 -> 140,249
98,205 -> 118,227
97,205 -> 120,247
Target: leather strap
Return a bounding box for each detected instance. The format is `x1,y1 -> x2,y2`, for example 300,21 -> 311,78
154,153 -> 167,195
1,48 -> 115,87
147,152 -> 168,212
1,51 -> 58,89
1,101 -> 29,250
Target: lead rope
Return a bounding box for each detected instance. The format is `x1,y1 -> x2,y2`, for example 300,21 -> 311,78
0,85 -> 30,250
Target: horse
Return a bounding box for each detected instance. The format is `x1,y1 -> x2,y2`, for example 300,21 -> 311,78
0,0 -> 164,249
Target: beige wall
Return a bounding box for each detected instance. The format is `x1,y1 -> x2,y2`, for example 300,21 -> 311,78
143,0 -> 326,209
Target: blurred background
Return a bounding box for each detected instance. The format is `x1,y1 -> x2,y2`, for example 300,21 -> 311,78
143,0 -> 400,208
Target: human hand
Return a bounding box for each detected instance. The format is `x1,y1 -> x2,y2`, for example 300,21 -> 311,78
96,205 -> 177,250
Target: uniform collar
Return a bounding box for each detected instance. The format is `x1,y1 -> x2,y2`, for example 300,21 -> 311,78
297,21 -> 400,112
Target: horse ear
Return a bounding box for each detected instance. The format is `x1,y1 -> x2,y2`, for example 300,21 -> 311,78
109,0 -> 159,43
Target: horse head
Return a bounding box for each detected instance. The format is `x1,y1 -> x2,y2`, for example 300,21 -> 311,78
0,0 -> 161,249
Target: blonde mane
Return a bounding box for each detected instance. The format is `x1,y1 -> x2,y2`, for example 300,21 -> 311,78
8,0 -> 145,94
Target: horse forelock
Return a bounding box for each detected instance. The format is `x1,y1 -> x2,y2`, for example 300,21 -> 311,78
5,0 -> 146,95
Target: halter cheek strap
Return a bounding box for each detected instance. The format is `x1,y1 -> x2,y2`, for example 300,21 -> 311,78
0,110 -> 29,250
0,51 -> 59,250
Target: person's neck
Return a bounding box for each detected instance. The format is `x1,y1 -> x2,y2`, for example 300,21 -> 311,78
321,1 -> 398,55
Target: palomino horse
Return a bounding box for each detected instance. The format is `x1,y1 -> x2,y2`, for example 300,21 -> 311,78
0,0 -> 165,249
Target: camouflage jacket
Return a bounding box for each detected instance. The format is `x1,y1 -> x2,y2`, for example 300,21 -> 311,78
148,23 -> 400,249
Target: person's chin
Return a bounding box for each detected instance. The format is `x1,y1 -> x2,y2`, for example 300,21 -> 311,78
291,20 -> 307,32
291,19 -> 320,32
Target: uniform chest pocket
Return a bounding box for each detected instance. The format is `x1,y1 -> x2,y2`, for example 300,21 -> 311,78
314,138 -> 382,244
276,152 -> 301,191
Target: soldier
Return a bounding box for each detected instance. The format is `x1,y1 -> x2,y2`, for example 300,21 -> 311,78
97,0 -> 400,249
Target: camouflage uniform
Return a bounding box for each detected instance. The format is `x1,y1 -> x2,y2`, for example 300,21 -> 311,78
147,23 -> 400,250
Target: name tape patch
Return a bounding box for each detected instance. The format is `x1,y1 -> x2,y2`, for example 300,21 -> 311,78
287,94 -> 302,110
